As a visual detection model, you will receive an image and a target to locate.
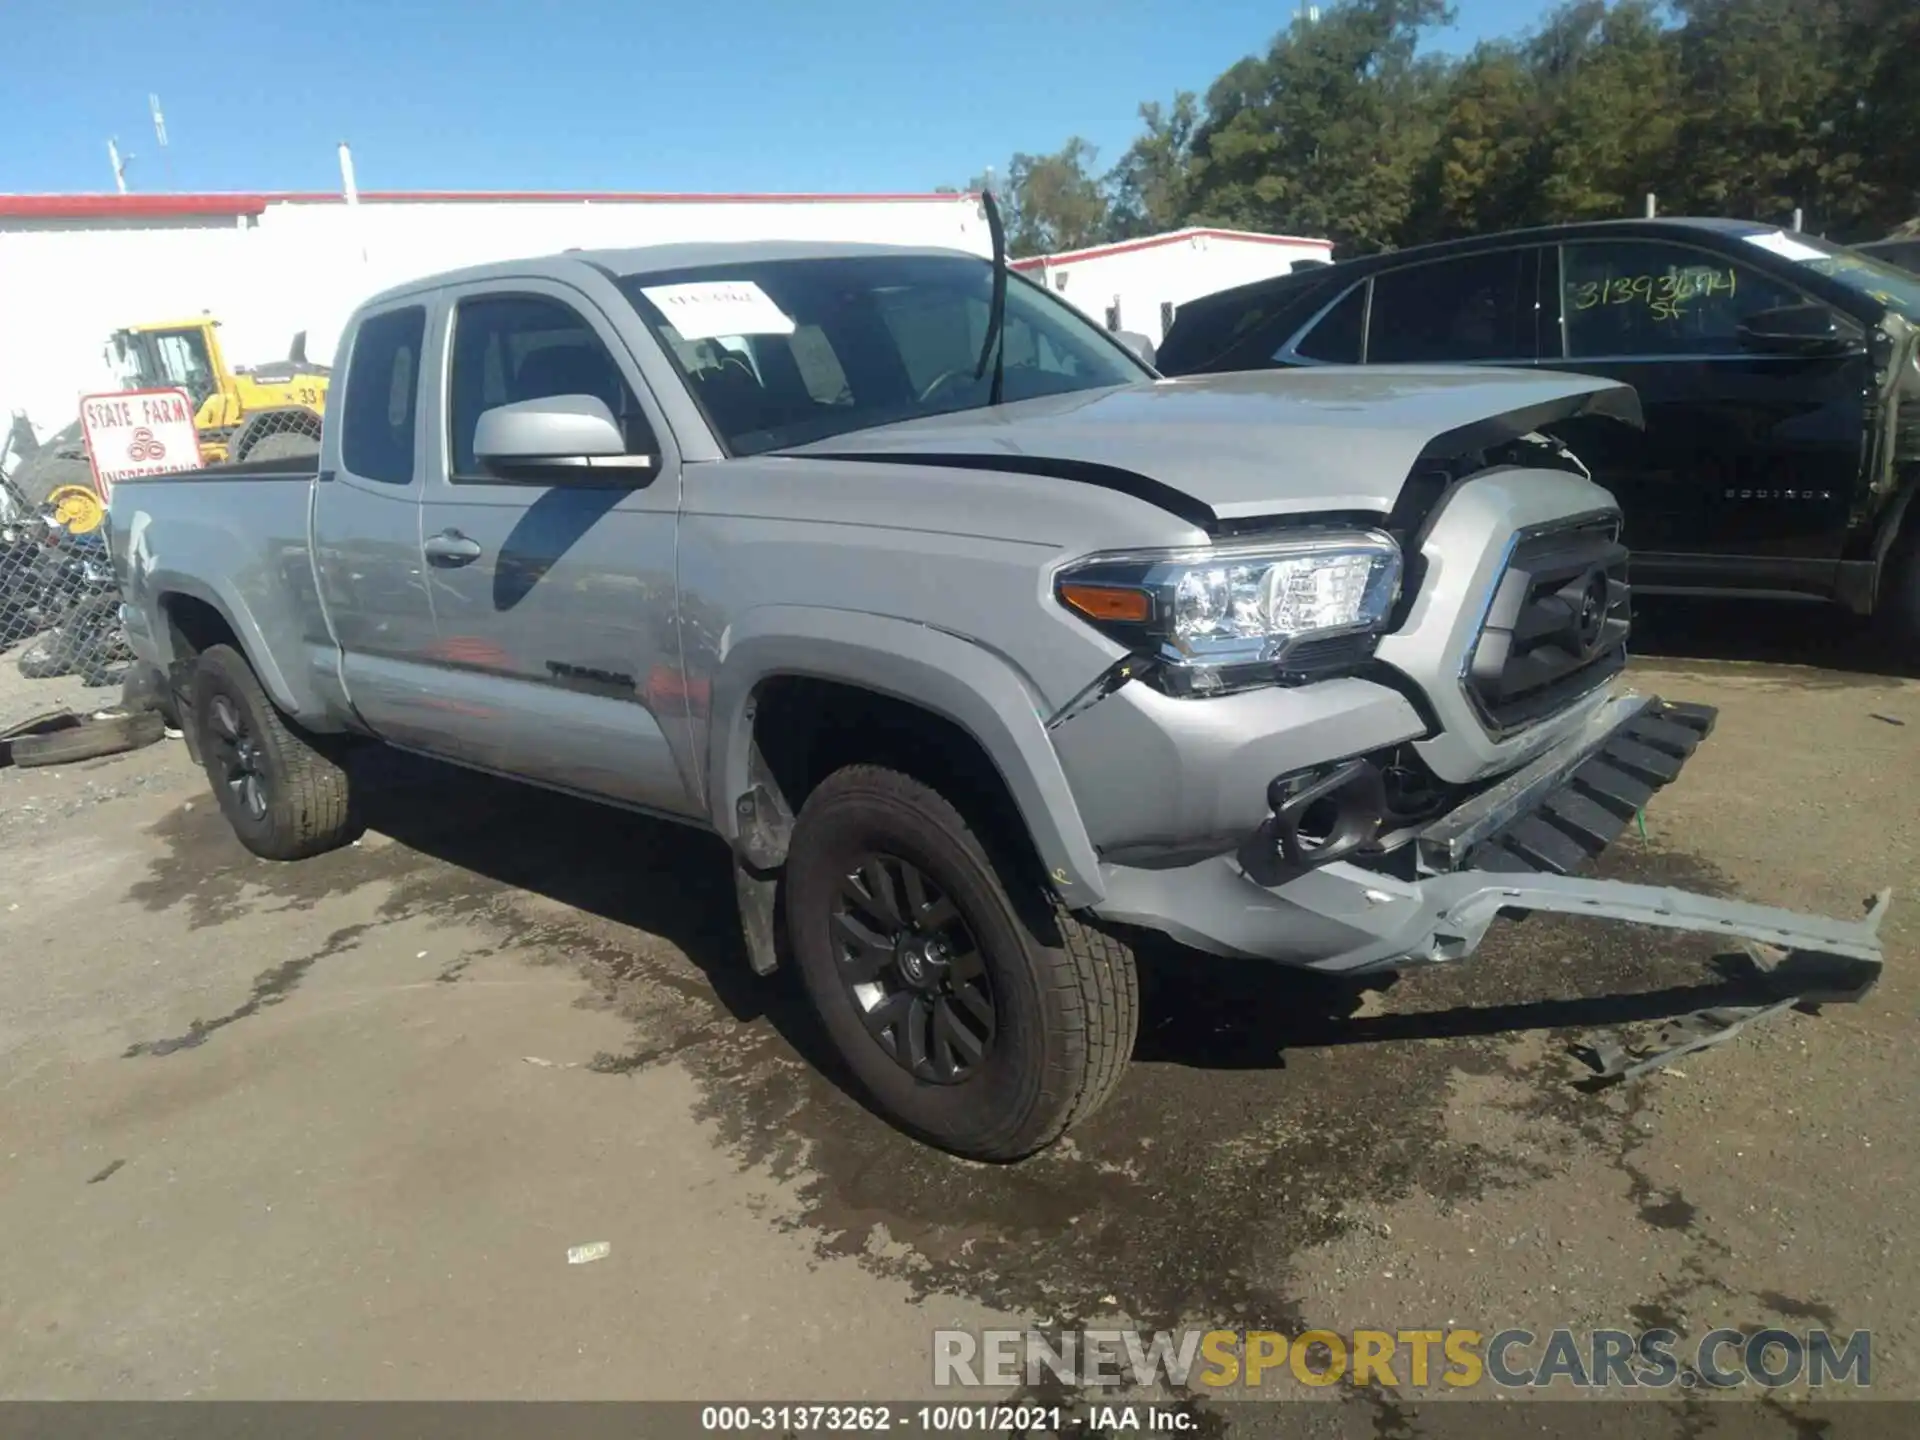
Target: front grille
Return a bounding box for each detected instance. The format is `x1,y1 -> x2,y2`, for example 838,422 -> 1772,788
1463,518 -> 1629,737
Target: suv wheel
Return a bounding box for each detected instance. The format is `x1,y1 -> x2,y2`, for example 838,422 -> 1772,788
190,644 -> 358,859
786,764 -> 1137,1160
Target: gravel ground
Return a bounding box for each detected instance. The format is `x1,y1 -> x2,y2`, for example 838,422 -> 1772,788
0,601 -> 1912,1432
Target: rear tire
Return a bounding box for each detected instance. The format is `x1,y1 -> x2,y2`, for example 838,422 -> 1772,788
227,410 -> 322,466
8,423 -> 91,509
238,429 -> 320,463
189,643 -> 357,859
785,764 -> 1137,1160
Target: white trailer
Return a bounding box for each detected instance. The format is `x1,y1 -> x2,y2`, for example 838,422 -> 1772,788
1016,227 -> 1334,349
0,189 -> 990,449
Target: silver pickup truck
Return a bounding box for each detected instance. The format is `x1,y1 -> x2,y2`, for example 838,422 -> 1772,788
108,239 -> 1889,1160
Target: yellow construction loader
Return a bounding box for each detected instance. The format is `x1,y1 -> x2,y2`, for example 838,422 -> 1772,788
106,316 -> 329,464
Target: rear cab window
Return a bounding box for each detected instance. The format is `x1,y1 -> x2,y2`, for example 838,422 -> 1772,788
340,305 -> 426,484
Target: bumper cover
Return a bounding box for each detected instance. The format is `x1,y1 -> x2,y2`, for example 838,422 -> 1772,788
1092,690 -> 1890,989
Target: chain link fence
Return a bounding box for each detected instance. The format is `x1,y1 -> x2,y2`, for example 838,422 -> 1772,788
0,406 -> 323,738
0,467 -> 134,732
218,404 -> 324,466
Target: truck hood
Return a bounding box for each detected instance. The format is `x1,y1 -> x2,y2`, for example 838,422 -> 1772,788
783,367 -> 1640,525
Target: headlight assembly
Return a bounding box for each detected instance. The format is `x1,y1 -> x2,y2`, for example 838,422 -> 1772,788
1055,530 -> 1401,695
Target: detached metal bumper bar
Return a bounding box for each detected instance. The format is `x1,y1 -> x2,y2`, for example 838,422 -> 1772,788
1093,688 -> 1890,991
1418,691 -> 1719,876
1409,871 -> 1890,988
1404,690 -> 1888,1000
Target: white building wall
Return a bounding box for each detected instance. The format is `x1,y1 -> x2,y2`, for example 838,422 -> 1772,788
1025,230 -> 1333,347
0,195 -> 988,449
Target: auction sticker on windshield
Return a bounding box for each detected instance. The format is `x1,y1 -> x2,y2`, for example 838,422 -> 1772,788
79,386 -> 205,501
640,280 -> 796,341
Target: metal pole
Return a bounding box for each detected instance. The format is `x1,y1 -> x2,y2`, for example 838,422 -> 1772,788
1644,192 -> 1656,219
338,142 -> 367,264
337,141 -> 360,207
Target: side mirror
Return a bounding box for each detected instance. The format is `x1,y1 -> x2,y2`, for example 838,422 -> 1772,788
1114,329 -> 1159,368
289,331 -> 308,365
472,395 -> 655,484
1736,303 -> 1858,358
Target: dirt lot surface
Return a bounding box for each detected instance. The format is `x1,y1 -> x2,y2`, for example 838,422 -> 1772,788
0,604 -> 1913,1430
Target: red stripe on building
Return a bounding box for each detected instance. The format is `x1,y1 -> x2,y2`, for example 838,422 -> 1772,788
0,191 -> 980,221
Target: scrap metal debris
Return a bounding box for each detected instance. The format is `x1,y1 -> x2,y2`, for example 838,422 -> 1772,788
1572,926 -> 1887,1088
1574,996 -> 1801,1085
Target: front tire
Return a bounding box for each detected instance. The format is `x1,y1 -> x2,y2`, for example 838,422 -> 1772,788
189,643 -> 357,859
1878,531 -> 1920,656
785,764 -> 1137,1160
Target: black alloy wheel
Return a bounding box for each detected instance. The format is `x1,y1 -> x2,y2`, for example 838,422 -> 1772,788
785,763 -> 1140,1159
832,853 -> 995,1084
205,690 -> 270,823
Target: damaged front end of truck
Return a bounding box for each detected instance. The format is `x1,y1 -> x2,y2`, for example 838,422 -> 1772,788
1024,373 -> 1892,1043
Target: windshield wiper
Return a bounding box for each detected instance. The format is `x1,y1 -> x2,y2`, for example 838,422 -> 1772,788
974,187 -> 1009,406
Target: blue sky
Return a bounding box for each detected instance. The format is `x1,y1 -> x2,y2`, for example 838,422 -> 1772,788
4,0 -> 1554,196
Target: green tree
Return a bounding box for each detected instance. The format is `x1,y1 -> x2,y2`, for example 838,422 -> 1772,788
1105,93 -> 1201,240
1532,0 -> 1681,222
1833,0 -> 1920,234
974,0 -> 1920,257
969,140 -> 1111,258
1664,0 -> 1862,231
1405,42 -> 1544,242
1181,0 -> 1455,253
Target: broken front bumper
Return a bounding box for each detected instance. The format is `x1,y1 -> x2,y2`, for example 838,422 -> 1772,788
1091,690 -> 1890,991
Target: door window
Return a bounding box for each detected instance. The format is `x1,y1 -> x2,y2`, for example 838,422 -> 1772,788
340,306 -> 426,485
1367,251 -> 1532,363
448,294 -> 654,480
1560,241 -> 1808,359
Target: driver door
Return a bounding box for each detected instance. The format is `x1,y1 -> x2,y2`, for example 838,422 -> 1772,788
1543,238 -> 1867,572
412,281 -> 697,817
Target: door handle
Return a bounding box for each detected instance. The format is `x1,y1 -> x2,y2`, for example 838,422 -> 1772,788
424,529 -> 483,567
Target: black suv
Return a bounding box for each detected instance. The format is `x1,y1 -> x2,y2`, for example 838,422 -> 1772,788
1156,218 -> 1920,642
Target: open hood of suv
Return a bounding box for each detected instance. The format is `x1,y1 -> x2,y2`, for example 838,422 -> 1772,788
783,368 -> 1641,525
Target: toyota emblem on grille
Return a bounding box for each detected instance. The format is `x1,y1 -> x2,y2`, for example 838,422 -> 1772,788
1573,569 -> 1610,655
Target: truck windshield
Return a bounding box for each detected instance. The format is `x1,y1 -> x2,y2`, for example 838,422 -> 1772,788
1740,229 -> 1920,321
617,254 -> 1150,456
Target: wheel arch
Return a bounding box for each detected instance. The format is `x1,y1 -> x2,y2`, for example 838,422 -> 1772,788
706,607 -> 1106,909
149,577 -> 307,718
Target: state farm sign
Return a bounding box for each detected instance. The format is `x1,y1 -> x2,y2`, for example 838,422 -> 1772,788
79,387 -> 205,500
